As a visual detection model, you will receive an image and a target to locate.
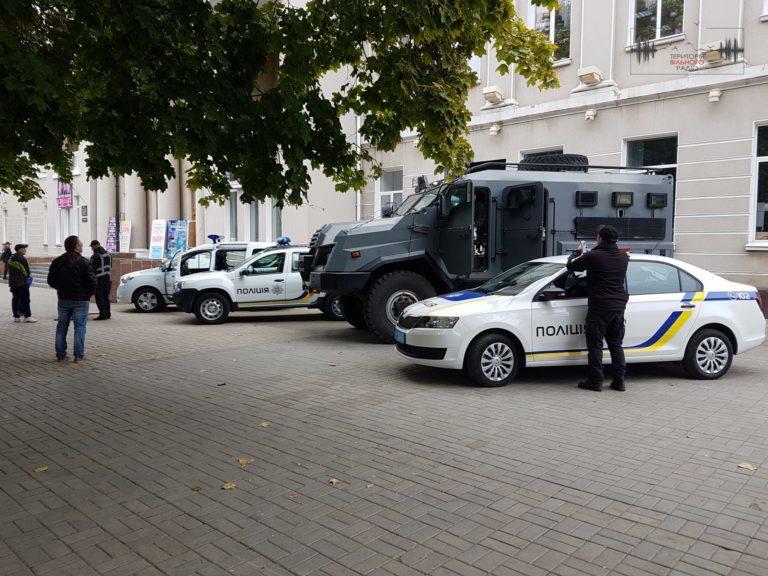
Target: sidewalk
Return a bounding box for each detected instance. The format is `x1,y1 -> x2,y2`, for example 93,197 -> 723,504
1,287 -> 768,576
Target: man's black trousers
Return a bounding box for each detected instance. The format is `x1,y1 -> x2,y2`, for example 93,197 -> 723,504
95,278 -> 111,318
11,286 -> 31,318
585,309 -> 626,386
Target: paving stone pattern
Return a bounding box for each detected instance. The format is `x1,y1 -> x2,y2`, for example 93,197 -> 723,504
1,287 -> 768,576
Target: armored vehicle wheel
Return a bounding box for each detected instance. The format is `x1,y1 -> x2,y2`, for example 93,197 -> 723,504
133,287 -> 166,312
364,271 -> 436,343
341,295 -> 367,329
322,295 -> 345,321
519,153 -> 588,172
682,328 -> 733,380
465,332 -> 521,387
193,292 -> 230,324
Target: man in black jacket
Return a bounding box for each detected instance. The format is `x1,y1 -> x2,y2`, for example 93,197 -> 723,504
566,225 -> 629,392
47,235 -> 97,362
8,243 -> 36,322
89,240 -> 113,320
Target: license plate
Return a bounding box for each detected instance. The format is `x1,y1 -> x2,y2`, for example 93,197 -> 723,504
394,329 -> 406,344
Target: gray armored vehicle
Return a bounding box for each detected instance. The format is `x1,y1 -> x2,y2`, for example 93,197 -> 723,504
303,155 -> 674,343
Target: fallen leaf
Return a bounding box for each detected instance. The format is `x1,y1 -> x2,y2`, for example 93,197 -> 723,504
191,486 -> 202,492
328,477 -> 341,486
738,462 -> 758,471
237,458 -> 254,467
749,502 -> 764,511
328,363 -> 338,367
288,493 -> 299,500
200,369 -> 208,373
217,382 -> 226,387
260,421 -> 271,428
33,466 -> 48,473
222,482 -> 236,490
366,483 -> 374,489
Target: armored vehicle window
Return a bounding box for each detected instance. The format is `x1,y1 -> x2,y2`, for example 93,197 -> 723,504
476,262 -> 563,296
627,261 -> 682,295
445,188 -> 466,210
394,191 -> 437,216
245,252 -> 285,275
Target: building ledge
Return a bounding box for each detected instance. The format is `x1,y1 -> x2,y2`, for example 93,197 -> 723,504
624,33 -> 686,52
553,58 -> 572,69
761,13 -> 768,22
571,79 -> 619,95
745,242 -> 768,252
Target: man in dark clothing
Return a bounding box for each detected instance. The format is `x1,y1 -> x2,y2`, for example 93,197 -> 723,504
566,225 -> 630,392
1,242 -> 11,279
89,240 -> 113,320
47,235 -> 97,362
8,244 -> 37,322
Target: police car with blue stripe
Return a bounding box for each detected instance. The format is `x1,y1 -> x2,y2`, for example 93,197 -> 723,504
394,254 -> 765,387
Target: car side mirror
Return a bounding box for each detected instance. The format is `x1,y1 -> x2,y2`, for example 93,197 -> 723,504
538,286 -> 566,301
381,202 -> 396,218
159,263 -> 167,272
239,269 -> 250,276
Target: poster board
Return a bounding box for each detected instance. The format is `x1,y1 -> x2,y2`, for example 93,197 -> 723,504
166,220 -> 189,255
106,217 -> 118,252
119,221 -> 132,251
149,219 -> 167,260
56,182 -> 73,208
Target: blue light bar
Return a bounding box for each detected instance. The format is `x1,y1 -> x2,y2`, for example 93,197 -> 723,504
276,236 -> 291,245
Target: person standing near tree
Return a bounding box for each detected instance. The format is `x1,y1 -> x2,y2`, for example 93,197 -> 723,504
8,243 -> 36,323
88,240 -> 112,320
1,242 -> 11,280
47,235 -> 97,362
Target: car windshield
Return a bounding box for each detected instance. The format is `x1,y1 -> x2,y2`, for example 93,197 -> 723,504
475,262 -> 564,296
166,250 -> 182,271
393,191 -> 438,216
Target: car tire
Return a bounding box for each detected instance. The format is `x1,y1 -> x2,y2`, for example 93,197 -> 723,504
340,295 -> 367,330
364,271 -> 436,344
193,292 -> 230,324
519,153 -> 589,173
464,332 -> 521,387
322,295 -> 345,321
682,328 -> 733,380
132,287 -> 166,313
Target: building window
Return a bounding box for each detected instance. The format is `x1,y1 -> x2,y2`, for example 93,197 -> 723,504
376,168 -> 404,217
56,208 -> 70,245
627,135 -> 677,213
21,207 -> 28,242
272,205 -> 282,240
755,125 -> 768,241
228,190 -> 238,241
632,0 -> 683,43
532,1 -> 571,60
250,202 -> 259,241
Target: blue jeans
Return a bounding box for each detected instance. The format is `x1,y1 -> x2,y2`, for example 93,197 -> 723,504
56,300 -> 90,358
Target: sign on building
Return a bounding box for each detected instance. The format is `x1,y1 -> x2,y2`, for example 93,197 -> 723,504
106,217 -> 118,252
119,220 -> 132,251
149,219 -> 167,260
57,182 -> 73,208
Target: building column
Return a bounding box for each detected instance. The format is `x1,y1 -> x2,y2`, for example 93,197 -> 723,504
123,173 -> 147,250
195,190 -> 207,246
96,175 -> 115,243
157,156 -> 181,220
180,159 -> 196,246
573,0 -> 617,92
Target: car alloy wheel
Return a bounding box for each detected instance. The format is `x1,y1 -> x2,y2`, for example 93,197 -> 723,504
695,336 -> 729,376
330,295 -> 344,319
385,289 -> 419,325
480,342 -> 515,382
137,291 -> 158,311
200,297 -> 224,321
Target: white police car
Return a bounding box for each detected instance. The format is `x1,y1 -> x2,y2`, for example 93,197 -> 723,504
395,254 -> 765,387
117,241 -> 274,312
172,241 -> 343,323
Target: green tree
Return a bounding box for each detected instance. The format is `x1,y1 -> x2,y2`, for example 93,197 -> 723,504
0,0 -> 559,206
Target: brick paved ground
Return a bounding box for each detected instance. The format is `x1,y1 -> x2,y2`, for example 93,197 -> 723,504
1,287 -> 768,576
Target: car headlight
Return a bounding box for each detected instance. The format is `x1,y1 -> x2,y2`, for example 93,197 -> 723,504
418,316 -> 459,329
120,275 -> 133,285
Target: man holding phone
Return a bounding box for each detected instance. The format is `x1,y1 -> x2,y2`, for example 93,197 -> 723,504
566,225 -> 629,392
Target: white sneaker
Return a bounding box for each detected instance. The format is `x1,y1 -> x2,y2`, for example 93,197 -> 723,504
13,317 -> 21,323
23,317 -> 38,323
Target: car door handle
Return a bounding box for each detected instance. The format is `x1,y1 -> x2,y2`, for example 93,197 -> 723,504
680,303 -> 696,309
274,279 -> 285,283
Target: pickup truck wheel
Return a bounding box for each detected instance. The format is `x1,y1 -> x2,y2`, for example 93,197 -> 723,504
322,295 -> 345,321
132,287 -> 166,313
341,295 -> 367,329
193,293 -> 230,324
364,271 -> 436,343
464,332 -> 520,387
682,328 -> 733,379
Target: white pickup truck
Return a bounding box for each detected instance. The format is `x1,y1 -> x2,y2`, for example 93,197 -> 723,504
117,241 -> 274,312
